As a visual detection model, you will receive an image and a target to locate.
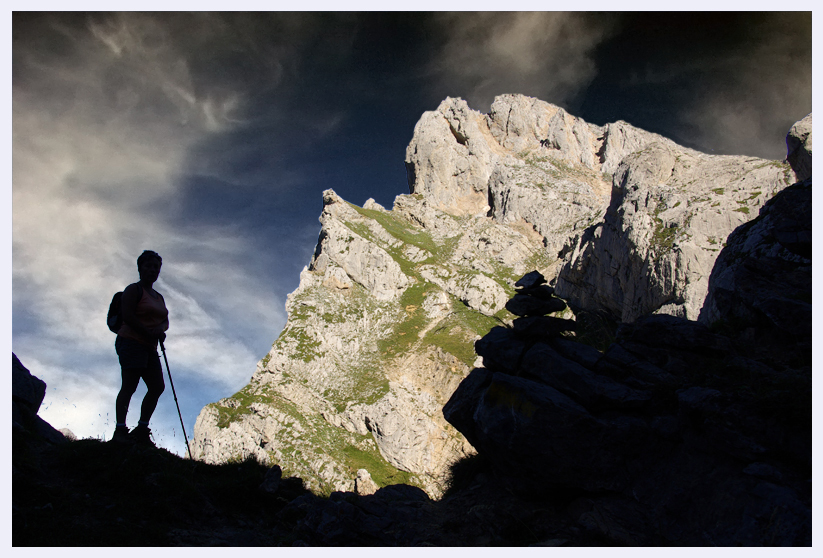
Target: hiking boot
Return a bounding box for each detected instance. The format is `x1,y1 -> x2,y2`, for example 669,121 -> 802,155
129,424 -> 156,447
111,425 -> 131,444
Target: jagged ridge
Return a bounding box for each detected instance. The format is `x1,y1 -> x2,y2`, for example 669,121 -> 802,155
191,93 -> 808,499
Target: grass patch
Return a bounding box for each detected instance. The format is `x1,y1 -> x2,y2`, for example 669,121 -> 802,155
377,282 -> 433,360
421,295 -> 504,368
652,217 -> 678,252
350,203 -> 449,258
341,443 -> 412,486
212,384 -> 262,429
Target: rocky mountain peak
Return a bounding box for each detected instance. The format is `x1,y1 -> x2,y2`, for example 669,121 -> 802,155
191,94 -> 808,504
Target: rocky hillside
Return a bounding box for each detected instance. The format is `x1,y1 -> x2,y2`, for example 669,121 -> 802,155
191,94 -> 805,498
191,188 -> 555,496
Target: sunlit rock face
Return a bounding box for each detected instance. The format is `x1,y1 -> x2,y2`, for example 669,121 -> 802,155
192,186 -> 554,497
554,133 -> 796,323
192,95 -> 805,499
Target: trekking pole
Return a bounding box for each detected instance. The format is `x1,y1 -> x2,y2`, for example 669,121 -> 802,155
159,340 -> 193,460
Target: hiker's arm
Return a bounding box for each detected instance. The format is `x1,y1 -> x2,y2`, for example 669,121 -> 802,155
156,295 -> 169,342
148,299 -> 168,342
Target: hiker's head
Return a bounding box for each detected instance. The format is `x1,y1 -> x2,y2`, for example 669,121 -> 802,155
137,250 -> 162,281
137,250 -> 162,269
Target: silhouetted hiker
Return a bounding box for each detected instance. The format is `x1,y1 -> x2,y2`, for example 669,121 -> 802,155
112,250 -> 169,446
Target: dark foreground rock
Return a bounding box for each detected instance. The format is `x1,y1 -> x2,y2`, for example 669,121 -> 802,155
11,354 -> 615,546
444,178 -> 812,546
13,354 -> 68,447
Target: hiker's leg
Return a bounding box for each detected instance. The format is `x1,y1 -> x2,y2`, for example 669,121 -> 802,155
116,368 -> 141,424
115,336 -> 145,425
138,352 -> 165,424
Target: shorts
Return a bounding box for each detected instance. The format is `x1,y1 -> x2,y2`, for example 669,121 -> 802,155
115,336 -> 162,372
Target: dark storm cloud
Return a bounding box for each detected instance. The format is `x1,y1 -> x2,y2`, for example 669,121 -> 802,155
11,12 -> 401,452
576,12 -> 812,160
677,13 -> 812,158
426,12 -> 618,111
420,12 -> 810,160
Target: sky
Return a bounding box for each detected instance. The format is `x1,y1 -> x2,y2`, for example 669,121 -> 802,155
9,7 -> 814,457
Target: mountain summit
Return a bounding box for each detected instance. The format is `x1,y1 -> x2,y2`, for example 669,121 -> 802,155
191,94 -> 805,498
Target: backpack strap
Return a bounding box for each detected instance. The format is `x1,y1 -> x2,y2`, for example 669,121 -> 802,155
124,282 -> 144,306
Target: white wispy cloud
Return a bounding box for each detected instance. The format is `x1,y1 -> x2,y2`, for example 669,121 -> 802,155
12,13 -> 300,453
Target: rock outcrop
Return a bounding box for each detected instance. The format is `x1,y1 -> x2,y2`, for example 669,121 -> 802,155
554,142 -> 795,322
444,166 -> 812,544
786,113 -> 812,182
13,353 -> 68,447
193,186 -> 555,496
697,178 -> 812,403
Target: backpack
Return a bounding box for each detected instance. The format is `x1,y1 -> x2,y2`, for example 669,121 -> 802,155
107,284 -> 143,333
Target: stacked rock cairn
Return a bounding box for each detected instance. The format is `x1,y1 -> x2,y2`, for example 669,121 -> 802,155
469,269 -> 654,415
504,270 -> 576,346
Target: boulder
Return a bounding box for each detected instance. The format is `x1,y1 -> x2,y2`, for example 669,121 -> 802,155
469,372 -> 650,494
12,353 -> 46,412
514,270 -> 546,289
786,113 -> 812,182
516,283 -> 555,300
473,327 -> 527,376
519,343 -> 651,410
511,315 -> 577,339
12,353 -> 68,445
699,178 -> 812,365
259,465 -> 282,494
354,469 -> 379,496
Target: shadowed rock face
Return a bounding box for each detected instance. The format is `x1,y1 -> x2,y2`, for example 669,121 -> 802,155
786,114 -> 812,182
444,168 -> 812,545
555,114 -> 810,324
700,178 -> 812,364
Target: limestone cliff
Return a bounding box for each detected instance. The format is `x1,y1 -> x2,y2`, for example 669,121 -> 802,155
192,188 -> 553,496
554,143 -> 796,322
192,94 -> 803,498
